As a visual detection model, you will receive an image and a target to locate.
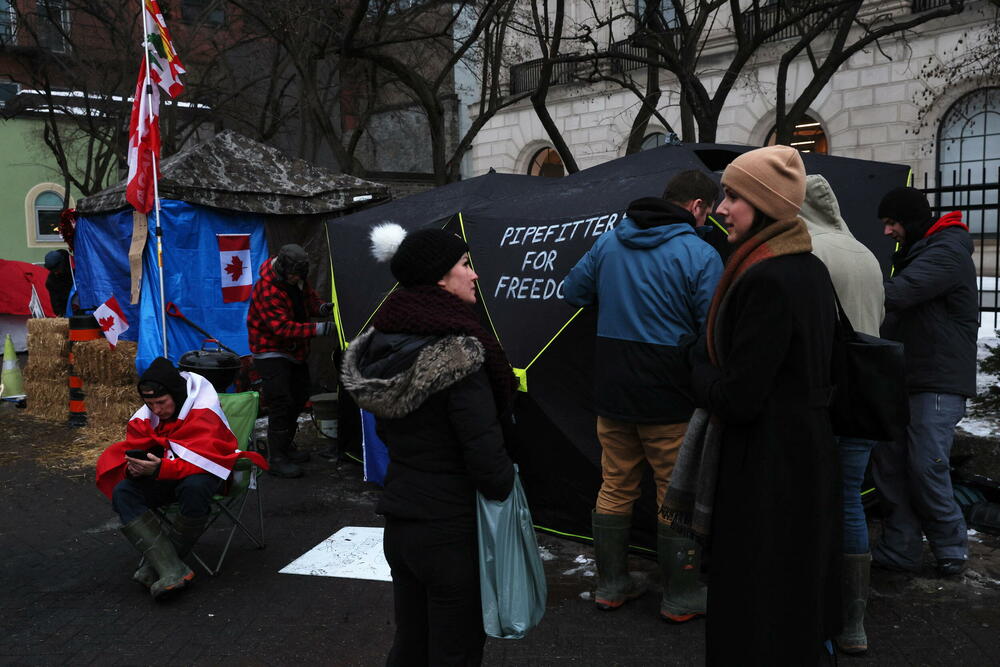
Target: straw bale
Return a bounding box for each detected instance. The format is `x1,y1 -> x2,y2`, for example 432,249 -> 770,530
72,340 -> 139,386
24,378 -> 68,422
83,384 -> 139,428
25,318 -> 70,379
76,423 -> 127,459
27,317 -> 69,337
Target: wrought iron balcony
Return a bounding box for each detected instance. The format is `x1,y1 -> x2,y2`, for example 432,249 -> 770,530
509,55 -> 580,95
740,0 -> 832,44
912,0 -> 962,11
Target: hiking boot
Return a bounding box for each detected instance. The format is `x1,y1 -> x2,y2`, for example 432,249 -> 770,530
285,443 -> 310,464
835,552 -> 870,654
266,428 -> 304,478
937,558 -> 967,577
592,511 -> 647,610
121,511 -> 194,600
657,522 -> 707,623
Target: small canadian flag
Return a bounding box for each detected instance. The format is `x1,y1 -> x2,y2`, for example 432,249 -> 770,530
218,234 -> 252,303
94,296 -> 130,349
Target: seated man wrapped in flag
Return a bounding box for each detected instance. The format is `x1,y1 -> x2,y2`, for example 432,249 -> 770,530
95,357 -> 267,599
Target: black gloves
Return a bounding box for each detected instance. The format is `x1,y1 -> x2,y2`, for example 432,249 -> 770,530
315,321 -> 336,337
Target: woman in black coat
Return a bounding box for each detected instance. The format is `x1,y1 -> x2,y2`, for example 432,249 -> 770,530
689,146 -> 841,664
341,223 -> 517,666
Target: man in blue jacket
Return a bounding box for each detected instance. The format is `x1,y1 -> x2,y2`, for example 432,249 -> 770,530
872,187 -> 978,577
563,170 -> 723,622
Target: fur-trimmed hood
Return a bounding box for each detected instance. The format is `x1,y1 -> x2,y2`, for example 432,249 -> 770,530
341,329 -> 485,418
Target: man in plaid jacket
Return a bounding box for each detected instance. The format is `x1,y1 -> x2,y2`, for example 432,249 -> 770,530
247,244 -> 335,478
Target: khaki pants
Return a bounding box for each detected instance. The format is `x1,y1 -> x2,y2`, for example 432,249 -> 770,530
595,416 -> 687,522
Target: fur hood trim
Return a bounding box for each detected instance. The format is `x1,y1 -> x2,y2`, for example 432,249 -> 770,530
341,330 -> 485,418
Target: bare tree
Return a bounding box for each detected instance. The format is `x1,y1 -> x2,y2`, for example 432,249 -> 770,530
772,0 -> 966,144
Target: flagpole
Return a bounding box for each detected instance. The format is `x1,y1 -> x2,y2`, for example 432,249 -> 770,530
140,2 -> 168,358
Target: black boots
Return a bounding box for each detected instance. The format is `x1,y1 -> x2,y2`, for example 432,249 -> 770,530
267,428 -> 303,478
591,511 -> 647,610
121,511 -> 195,600
657,522 -> 707,623
836,552 -> 871,654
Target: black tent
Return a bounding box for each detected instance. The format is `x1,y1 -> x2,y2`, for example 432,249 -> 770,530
326,144 -> 910,548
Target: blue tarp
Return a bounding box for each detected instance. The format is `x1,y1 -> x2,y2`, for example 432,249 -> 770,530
75,200 -> 267,374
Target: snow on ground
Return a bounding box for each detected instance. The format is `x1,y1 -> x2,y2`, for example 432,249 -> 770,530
958,324 -> 1000,437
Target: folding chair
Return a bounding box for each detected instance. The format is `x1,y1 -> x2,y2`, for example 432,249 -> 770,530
153,391 -> 265,576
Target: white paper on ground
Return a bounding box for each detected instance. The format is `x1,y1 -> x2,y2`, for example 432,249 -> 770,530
279,526 -> 391,582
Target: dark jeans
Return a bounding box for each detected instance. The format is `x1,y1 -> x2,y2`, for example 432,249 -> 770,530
112,474 -> 221,525
838,436 -> 877,554
871,392 -> 968,569
255,356 -> 311,437
383,516 -> 485,667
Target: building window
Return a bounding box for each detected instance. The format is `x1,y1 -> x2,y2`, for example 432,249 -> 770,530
36,0 -> 69,53
528,147 -> 565,178
1,0 -> 14,45
635,0 -> 679,29
937,87 -> 1000,233
182,0 -> 225,27
641,132 -> 666,151
766,116 -> 829,154
33,191 -> 63,242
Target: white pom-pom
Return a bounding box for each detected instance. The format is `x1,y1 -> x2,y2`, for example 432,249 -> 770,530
369,222 -> 407,263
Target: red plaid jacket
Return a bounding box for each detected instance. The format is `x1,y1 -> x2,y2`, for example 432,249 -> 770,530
247,258 -> 322,362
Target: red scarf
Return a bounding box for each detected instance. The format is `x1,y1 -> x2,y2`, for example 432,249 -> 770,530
372,285 -> 518,413
923,211 -> 967,238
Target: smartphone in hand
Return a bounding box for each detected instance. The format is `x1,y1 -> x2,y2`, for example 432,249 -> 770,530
125,449 -> 150,460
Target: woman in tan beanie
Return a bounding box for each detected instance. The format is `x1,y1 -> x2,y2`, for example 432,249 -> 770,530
683,146 -> 841,663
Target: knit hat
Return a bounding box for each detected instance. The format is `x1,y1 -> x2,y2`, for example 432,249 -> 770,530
274,244 -> 309,282
721,145 -> 806,221
370,223 -> 469,287
877,187 -> 933,241
137,356 -> 188,410
44,250 -> 67,270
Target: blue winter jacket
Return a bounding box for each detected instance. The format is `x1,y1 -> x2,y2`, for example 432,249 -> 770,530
563,199 -> 724,423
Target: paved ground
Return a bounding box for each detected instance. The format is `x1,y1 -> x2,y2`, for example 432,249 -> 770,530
3,404 -> 1000,666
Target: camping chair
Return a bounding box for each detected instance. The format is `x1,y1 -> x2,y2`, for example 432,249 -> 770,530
152,391 -> 265,576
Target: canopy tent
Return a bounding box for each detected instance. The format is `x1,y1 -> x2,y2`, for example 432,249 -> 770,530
0,259 -> 55,352
75,130 -> 390,377
327,143 -> 910,548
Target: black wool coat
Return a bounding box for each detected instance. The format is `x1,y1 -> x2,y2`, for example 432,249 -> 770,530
691,253 -> 841,665
341,330 -> 514,526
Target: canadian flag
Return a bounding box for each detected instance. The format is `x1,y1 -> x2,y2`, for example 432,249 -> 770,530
218,234 -> 252,303
94,296 -> 130,348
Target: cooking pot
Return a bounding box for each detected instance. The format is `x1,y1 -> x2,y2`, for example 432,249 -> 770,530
178,339 -> 241,392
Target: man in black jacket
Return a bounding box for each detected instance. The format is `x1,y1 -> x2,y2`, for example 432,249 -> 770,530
872,187 -> 978,577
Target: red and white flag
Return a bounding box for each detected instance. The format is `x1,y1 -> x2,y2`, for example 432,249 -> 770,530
94,296 -> 130,348
125,1 -> 186,214
218,234 -> 253,303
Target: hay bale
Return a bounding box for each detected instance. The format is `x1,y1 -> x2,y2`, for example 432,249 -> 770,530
83,384 -> 139,428
24,318 -> 70,380
77,423 -> 128,455
24,378 -> 68,422
72,340 -> 138,386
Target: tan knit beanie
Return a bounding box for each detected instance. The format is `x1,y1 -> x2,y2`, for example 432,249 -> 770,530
721,146 -> 806,221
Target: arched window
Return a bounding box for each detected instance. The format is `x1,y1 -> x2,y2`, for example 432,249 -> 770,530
528,147 -> 565,178
33,191 -> 63,242
641,132 -> 666,151
766,115 -> 828,154
937,87 -> 1000,233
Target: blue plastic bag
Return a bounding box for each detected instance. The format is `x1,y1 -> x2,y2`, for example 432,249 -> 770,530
476,466 -> 547,639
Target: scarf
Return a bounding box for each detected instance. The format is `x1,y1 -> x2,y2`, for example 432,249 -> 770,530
372,285 -> 518,413
662,218 -> 813,538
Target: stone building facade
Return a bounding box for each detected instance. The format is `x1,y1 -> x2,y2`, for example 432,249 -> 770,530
468,0 -> 998,200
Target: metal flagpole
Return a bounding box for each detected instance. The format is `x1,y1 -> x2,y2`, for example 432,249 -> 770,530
139,3 -> 168,357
